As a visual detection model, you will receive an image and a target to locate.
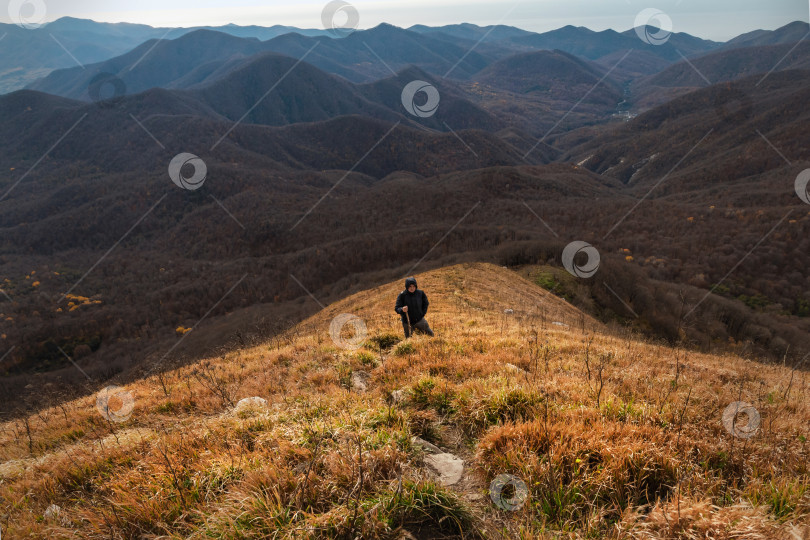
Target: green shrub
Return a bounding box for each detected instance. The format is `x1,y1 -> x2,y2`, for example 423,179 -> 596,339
356,351 -> 378,366
367,333 -> 401,350
384,480 -> 475,535
458,388 -> 544,436
394,341 -> 415,356
410,377 -> 455,414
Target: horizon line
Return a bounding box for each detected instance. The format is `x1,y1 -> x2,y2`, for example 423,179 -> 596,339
2,15 -> 808,44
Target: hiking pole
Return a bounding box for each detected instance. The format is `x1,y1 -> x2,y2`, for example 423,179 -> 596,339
405,310 -> 411,337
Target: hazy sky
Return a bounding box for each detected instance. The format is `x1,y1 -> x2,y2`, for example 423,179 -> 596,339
3,0 -> 808,41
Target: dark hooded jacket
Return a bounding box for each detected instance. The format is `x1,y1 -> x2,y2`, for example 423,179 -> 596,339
395,277 -> 429,324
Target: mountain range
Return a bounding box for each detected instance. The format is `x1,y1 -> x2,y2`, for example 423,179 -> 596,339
0,16 -> 809,419
4,17 -> 807,95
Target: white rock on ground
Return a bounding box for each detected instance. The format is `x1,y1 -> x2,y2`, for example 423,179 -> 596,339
412,437 -> 464,486
351,371 -> 370,392
234,397 -> 267,413
44,503 -> 61,521
411,436 -> 442,454
424,453 -> 464,486
505,363 -> 527,373
390,389 -> 407,404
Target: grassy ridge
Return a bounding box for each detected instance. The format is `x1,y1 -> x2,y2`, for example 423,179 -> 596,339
0,262 -> 807,538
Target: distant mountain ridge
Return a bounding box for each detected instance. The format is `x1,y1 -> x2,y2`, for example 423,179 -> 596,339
631,39 -> 810,110
0,16 -> 332,93
6,17 -> 808,97
24,24 -> 506,99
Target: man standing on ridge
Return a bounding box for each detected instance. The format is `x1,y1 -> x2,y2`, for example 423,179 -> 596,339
395,277 -> 434,338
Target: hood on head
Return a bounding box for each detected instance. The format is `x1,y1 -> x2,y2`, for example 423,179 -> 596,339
405,277 -> 417,290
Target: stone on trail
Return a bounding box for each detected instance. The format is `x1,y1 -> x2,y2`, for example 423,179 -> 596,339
424,453 -> 464,486
412,436 -> 464,485
44,504 -> 62,521
234,397 -> 267,413
411,436 -> 442,454
351,371 -> 370,392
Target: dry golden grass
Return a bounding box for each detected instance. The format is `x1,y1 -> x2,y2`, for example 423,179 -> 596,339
0,262 -> 807,539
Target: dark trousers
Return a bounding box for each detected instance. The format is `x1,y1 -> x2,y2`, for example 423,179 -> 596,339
402,317 -> 434,338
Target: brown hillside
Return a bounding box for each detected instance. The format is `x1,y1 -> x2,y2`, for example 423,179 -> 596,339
1,262 -> 808,538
